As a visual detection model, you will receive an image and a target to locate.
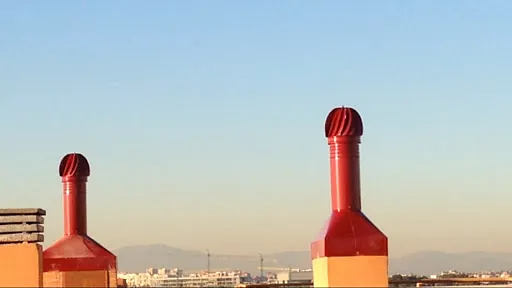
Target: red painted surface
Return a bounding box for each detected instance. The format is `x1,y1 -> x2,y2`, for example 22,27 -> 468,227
311,107 -> 388,259
325,107 -> 363,211
43,235 -> 116,272
310,210 -> 388,259
59,153 -> 90,235
43,153 -> 117,272
328,137 -> 361,211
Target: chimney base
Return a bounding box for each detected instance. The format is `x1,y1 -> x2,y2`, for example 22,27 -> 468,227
43,269 -> 118,287
312,255 -> 388,287
43,234 -> 117,288
311,210 -> 388,287
311,210 -> 387,258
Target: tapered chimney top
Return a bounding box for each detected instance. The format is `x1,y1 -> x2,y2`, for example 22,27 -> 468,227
59,153 -> 90,177
325,107 -> 363,138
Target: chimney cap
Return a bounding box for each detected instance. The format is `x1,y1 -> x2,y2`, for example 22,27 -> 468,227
325,107 -> 363,137
59,153 -> 90,177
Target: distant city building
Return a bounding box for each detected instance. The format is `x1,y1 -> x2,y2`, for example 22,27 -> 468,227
118,272 -> 154,287
275,269 -> 313,284
158,268 -> 172,275
119,268 -> 251,287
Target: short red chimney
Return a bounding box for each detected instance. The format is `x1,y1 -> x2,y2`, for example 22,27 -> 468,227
43,153 -> 117,274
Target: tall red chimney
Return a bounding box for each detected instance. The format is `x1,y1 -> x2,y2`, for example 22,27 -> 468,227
310,107 -> 388,287
43,153 -> 117,284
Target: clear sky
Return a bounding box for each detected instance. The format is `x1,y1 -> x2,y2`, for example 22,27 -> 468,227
1,0 -> 511,258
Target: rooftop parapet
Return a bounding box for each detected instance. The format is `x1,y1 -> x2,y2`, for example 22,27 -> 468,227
0,208 -> 45,244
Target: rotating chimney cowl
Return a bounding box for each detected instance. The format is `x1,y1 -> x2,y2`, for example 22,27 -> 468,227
43,153 -> 116,273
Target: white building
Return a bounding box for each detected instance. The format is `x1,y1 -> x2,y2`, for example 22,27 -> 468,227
276,269 -> 313,284
118,272 -> 159,287
120,268 -> 250,287
152,271 -> 250,287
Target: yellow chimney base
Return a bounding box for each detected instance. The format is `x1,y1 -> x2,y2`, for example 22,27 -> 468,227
312,255 -> 388,287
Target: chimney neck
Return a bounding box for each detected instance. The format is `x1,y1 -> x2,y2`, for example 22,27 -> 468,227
62,177 -> 88,236
328,136 -> 362,211
61,175 -> 88,183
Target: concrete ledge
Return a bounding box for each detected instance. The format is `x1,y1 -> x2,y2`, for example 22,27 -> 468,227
0,233 -> 44,243
0,215 -> 44,224
0,208 -> 46,216
0,224 -> 44,234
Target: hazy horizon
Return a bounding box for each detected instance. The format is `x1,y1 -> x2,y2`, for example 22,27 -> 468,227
112,244 -> 512,258
2,0 -> 512,258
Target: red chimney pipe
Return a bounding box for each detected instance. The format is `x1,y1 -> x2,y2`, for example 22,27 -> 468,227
43,153 -> 116,274
325,107 -> 363,211
311,107 -> 387,259
60,153 -> 90,236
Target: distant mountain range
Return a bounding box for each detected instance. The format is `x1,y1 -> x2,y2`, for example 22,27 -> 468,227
114,244 -> 310,275
114,245 -> 512,276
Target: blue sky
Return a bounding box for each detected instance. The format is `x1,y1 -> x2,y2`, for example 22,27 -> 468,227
1,0 -> 511,257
